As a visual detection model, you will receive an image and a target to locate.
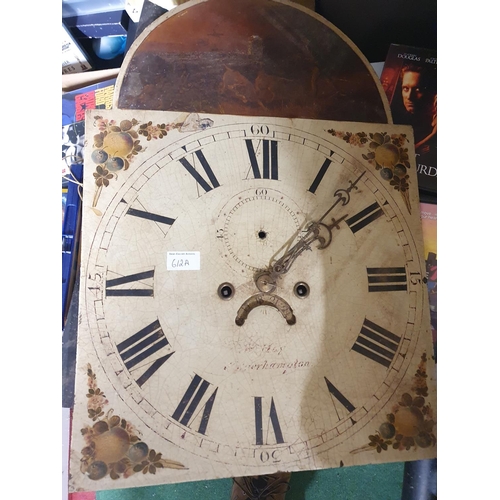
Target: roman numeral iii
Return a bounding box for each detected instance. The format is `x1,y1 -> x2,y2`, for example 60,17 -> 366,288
367,267 -> 408,292
352,318 -> 401,368
116,319 -> 174,387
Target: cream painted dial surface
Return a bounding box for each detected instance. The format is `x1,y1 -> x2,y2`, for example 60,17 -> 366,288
70,110 -> 435,492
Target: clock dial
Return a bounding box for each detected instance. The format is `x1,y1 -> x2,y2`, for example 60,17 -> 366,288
70,111 -> 436,492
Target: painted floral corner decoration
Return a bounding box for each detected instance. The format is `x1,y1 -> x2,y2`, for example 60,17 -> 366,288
89,113 -> 214,214
80,364 -> 187,482
327,130 -> 412,213
351,353 -> 436,456
90,117 -> 145,211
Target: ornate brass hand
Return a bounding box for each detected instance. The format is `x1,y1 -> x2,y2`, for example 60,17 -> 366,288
255,171 -> 365,292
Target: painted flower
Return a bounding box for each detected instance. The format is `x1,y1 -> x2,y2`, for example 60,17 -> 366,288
94,118 -> 116,132
356,351 -> 436,455
368,434 -> 390,453
133,449 -> 165,475
87,392 -> 107,409
93,166 -> 114,187
390,174 -> 410,192
138,121 -> 170,141
349,133 -> 363,147
85,365 -> 108,419
412,353 -> 430,397
327,130 -> 368,147
80,365 -> 187,482
390,133 -> 407,148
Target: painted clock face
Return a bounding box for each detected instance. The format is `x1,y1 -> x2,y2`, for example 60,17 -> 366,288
70,110 -> 436,492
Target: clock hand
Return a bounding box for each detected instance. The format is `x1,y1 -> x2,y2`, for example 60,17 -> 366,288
315,171 -> 365,227
270,214 -> 348,276
256,172 -> 365,289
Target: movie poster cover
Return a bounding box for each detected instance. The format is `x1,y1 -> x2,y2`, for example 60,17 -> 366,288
380,45 -> 437,200
62,78 -> 116,186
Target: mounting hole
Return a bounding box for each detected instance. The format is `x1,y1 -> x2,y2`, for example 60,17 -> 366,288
294,282 -> 310,298
258,230 -> 267,240
218,283 -> 235,300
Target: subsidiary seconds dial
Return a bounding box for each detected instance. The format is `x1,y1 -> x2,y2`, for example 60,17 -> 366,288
217,188 -> 302,276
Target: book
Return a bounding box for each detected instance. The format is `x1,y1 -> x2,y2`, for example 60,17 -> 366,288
62,78 -> 116,185
380,44 -> 437,201
420,202 -> 437,359
62,164 -> 83,328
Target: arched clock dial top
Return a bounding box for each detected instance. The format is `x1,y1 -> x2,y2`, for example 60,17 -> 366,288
115,0 -> 392,123
70,110 -> 436,493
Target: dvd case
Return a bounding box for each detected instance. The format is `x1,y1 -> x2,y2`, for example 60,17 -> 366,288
420,202 -> 437,359
380,44 -> 437,201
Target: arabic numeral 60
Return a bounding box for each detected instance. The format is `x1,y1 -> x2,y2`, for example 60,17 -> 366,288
250,125 -> 270,136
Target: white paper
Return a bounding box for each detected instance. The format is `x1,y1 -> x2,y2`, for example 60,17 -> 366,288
166,251 -> 200,270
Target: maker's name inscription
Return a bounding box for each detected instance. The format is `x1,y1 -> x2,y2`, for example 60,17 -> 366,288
224,359 -> 310,374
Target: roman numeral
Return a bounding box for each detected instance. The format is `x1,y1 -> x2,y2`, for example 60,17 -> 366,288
254,396 -> 284,445
116,319 -> 174,387
105,269 -> 154,297
367,267 -> 408,292
126,207 -> 176,226
324,377 -> 356,413
352,318 -> 401,368
245,139 -> 279,180
179,149 -> 220,193
346,201 -> 386,234
172,374 -> 218,435
308,157 -> 333,194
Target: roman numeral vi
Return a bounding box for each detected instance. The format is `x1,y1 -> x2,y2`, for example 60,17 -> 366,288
254,396 -> 285,445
